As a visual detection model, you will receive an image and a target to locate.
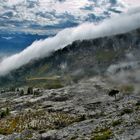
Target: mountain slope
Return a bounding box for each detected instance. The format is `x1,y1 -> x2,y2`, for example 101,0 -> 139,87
0,28 -> 140,87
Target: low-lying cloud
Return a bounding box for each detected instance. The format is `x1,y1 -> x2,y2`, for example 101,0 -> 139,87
0,6 -> 140,76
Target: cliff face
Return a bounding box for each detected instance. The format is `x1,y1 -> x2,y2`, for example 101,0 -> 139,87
0,28 -> 140,87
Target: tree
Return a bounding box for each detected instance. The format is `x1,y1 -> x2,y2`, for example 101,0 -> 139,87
27,87 -> 33,94
6,108 -> 10,116
20,89 -> 24,96
108,89 -> 119,100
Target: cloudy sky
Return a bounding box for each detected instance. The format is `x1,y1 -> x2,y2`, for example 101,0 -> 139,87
0,5 -> 140,76
124,0 -> 140,6
1,0 -> 139,35
0,0 -> 140,75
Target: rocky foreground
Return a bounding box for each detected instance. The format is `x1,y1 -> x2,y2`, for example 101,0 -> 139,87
0,76 -> 140,140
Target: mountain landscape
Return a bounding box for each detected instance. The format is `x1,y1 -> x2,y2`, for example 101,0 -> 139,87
0,28 -> 140,88
0,0 -> 138,57
0,0 -> 140,140
0,27 -> 140,140
0,0 -> 127,55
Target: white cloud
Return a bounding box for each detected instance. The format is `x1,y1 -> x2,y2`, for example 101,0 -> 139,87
123,0 -> 140,7
0,0 -> 127,34
2,36 -> 14,40
0,6 -> 140,76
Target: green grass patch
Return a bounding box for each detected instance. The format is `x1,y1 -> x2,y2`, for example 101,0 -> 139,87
119,84 -> 134,94
26,76 -> 64,89
91,127 -> 113,140
95,50 -> 116,62
112,119 -> 122,127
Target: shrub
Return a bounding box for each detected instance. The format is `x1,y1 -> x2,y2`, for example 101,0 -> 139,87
0,111 -> 7,118
19,89 -> 24,96
120,108 -> 133,116
136,100 -> 140,106
6,108 -> 10,116
119,84 -> 134,94
9,87 -> 16,92
0,108 -> 10,119
77,114 -> 86,122
16,88 -> 19,92
27,87 -> 33,94
91,128 -> 113,140
112,120 -> 122,127
33,89 -> 40,96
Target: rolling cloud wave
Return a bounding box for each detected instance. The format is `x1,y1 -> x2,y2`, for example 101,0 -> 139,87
0,7 -> 140,76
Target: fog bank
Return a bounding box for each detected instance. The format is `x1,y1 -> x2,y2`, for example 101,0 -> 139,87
0,7 -> 140,76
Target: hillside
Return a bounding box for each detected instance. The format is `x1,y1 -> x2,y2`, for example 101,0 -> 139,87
0,28 -> 140,88
0,28 -> 140,140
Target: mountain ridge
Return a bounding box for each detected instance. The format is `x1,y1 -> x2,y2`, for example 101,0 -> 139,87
0,27 -> 140,88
